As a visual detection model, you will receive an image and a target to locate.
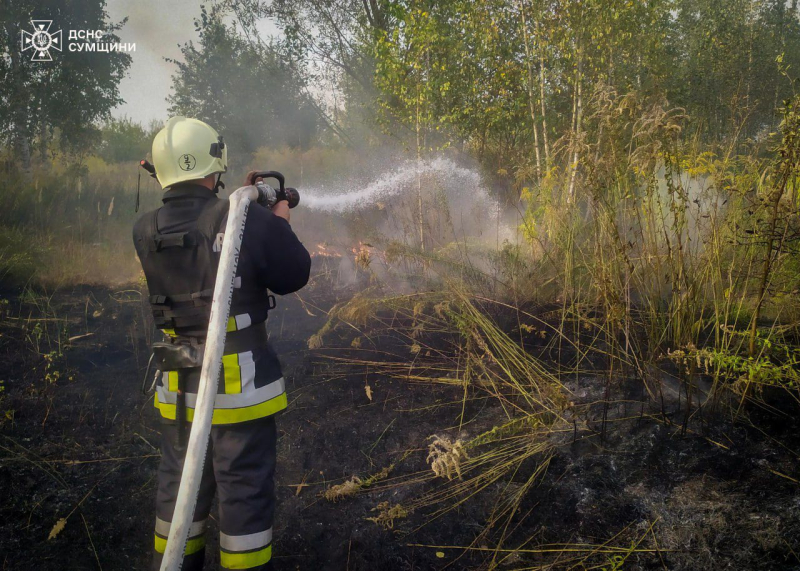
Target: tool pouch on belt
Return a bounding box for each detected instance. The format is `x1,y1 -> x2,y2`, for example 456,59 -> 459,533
152,325 -> 269,371
152,342 -> 204,370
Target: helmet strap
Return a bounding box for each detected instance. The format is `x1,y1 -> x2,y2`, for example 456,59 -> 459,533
135,167 -> 141,212
214,173 -> 225,193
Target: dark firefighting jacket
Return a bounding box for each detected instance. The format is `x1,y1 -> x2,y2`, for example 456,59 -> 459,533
133,183 -> 311,424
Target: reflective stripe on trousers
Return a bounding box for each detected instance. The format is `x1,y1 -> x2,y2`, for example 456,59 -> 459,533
220,529 -> 273,569
152,417 -> 277,571
154,517 -> 207,556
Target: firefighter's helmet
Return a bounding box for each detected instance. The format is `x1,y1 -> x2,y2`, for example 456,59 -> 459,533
151,116 -> 227,189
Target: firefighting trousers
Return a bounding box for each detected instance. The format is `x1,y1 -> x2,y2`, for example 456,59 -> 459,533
152,416 -> 277,571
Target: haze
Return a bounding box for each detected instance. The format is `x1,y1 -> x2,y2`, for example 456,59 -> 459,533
106,0 -> 278,125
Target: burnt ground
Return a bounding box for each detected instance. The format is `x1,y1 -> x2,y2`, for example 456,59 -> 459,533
1,272 -> 800,571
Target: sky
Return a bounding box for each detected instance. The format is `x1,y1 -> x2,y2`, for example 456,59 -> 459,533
105,0 -> 279,126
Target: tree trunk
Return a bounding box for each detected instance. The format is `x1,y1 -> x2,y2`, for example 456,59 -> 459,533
7,22 -> 32,172
39,116 -> 49,163
568,52 -> 583,202
536,16 -> 550,165
774,0 -> 786,115
746,3 -> 754,107
17,135 -> 32,173
416,91 -> 425,252
517,0 -> 542,182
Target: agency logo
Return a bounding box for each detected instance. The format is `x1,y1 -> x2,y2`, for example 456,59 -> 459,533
21,20 -> 63,62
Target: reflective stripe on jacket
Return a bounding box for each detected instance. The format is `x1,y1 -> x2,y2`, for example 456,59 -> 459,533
153,315 -> 287,425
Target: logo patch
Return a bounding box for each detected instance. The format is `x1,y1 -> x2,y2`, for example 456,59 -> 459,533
179,154 -> 196,171
21,20 -> 62,62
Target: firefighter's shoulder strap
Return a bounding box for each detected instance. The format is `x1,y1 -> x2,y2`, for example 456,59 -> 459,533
144,198 -> 229,252
196,197 -> 230,241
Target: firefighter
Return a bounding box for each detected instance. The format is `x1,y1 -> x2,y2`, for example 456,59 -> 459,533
133,116 -> 311,570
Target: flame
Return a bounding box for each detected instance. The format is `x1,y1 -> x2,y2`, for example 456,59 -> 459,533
310,241 -> 379,267
353,241 -> 372,268
311,242 -> 342,258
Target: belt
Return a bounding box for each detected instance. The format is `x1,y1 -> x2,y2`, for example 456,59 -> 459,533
152,323 -> 269,371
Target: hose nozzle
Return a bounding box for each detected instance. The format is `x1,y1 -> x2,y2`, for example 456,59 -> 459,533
250,171 -> 300,209
255,182 -> 300,209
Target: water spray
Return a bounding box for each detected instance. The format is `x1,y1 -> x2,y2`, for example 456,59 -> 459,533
299,157 -> 493,214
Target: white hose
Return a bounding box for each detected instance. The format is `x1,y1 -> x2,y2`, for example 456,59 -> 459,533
160,185 -> 259,571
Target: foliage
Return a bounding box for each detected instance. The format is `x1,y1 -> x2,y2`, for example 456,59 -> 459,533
255,0 -> 800,185
97,117 -> 159,163
167,4 -> 319,160
669,335 -> 800,394
0,0 -> 131,168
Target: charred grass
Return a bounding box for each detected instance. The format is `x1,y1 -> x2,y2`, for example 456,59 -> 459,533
303,284 -> 800,570
0,263 -> 799,570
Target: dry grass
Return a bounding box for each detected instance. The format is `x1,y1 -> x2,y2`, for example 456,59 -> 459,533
322,465 -> 394,502
0,159 -> 153,287
323,476 -> 363,502
426,435 -> 468,480
367,502 -> 409,530
309,282 -> 575,555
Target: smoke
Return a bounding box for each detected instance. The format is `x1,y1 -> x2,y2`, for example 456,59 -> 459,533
106,0 -> 280,125
105,0 -> 198,123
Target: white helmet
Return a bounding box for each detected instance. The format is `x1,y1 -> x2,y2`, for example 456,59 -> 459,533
151,116 -> 227,189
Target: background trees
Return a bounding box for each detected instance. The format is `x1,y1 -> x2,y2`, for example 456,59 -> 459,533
4,0 -> 796,179
253,0 -> 799,184
97,117 -> 158,164
0,0 -> 131,170
167,5 -> 319,161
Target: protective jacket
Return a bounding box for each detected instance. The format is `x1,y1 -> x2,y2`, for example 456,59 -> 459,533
133,183 -> 311,425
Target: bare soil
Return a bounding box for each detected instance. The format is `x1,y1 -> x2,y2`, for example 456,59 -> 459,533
1,271 -> 799,570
